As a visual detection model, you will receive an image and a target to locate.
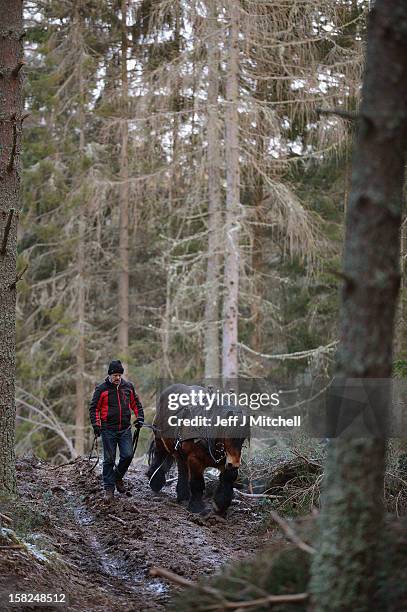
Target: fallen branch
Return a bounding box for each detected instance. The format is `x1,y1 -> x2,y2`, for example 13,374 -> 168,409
150,566 -> 308,609
47,457 -> 81,470
0,544 -> 25,550
150,566 -> 194,588
268,509 -> 316,555
0,512 -> 13,524
235,490 -> 280,500
220,592 -> 308,609
149,566 -> 222,599
107,514 -> 126,525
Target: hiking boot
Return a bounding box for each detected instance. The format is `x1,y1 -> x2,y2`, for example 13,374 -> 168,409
115,478 -> 125,494
104,488 -> 114,503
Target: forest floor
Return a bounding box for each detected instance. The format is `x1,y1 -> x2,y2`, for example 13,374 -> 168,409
0,455 -> 273,612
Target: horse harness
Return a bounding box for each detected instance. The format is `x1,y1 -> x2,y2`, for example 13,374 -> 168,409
170,401 -> 227,464
173,435 -> 226,464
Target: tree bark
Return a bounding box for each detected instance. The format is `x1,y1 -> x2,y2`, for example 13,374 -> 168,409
204,0 -> 222,380
222,0 -> 240,381
118,0 -> 129,365
0,0 -> 24,494
310,2 -> 407,610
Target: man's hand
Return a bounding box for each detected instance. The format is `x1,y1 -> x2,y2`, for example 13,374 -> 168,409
135,418 -> 144,429
93,425 -> 101,438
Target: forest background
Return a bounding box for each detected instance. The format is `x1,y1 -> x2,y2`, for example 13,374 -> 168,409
17,0 -> 401,462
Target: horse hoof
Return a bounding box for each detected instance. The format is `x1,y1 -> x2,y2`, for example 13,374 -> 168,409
213,502 -> 227,518
199,507 -> 211,518
188,502 -> 206,514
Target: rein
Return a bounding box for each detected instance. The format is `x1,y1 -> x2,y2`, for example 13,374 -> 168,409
87,421 -> 156,475
87,436 -> 100,473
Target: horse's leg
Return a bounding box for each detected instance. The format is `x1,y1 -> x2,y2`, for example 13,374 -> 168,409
147,437 -> 171,492
187,456 -> 206,514
213,467 -> 238,516
176,457 -> 190,503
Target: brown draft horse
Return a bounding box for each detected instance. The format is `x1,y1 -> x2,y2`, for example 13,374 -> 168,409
147,384 -> 249,515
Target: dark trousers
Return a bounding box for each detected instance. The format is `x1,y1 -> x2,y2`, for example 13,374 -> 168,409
101,427 -> 133,490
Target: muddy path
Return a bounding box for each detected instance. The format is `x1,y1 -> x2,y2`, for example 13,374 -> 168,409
0,456 -> 270,611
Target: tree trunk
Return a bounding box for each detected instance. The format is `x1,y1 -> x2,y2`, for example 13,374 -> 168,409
395,219 -> 407,358
0,0 -> 24,494
250,77 -> 267,355
75,212 -> 86,456
204,0 -> 222,380
310,2 -> 407,609
74,30 -> 86,457
118,0 -> 129,364
222,0 -> 240,381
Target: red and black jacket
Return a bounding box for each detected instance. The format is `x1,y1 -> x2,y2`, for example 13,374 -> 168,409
89,377 -> 144,431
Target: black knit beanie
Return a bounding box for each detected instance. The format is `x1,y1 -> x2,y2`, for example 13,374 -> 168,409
108,360 -> 124,375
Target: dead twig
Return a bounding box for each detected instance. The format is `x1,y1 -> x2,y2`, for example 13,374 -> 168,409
316,107 -> 358,122
219,592 -> 308,609
0,208 -> 14,255
290,447 -> 322,469
7,123 -> 18,172
11,61 -> 25,77
235,490 -> 280,499
0,544 -> 25,550
107,514 -> 126,525
268,509 -> 316,555
8,262 -> 28,290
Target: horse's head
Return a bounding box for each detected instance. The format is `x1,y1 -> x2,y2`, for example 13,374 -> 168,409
221,407 -> 250,469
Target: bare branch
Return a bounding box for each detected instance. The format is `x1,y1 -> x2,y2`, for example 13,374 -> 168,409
11,61 -> 25,77
9,262 -> 28,290
7,122 -> 18,172
0,208 -> 14,255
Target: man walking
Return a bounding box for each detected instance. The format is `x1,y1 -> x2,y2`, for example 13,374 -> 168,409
89,360 -> 144,501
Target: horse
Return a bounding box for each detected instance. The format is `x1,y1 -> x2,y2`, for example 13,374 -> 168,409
147,383 -> 249,515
